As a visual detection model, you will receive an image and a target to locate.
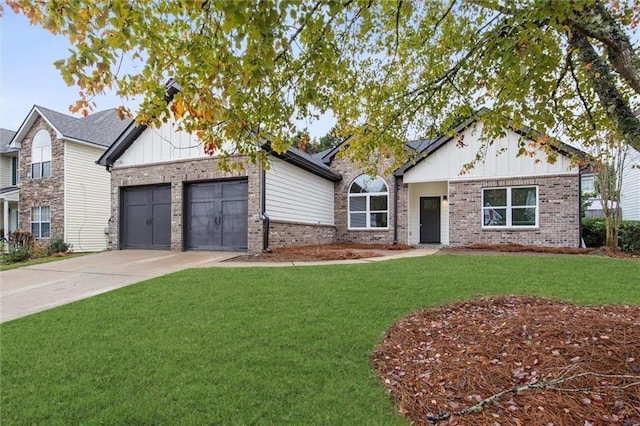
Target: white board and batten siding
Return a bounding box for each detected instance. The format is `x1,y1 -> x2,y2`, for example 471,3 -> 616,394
621,146 -> 640,220
64,142 -> 111,251
265,158 -> 334,225
114,120 -> 206,167
404,122 -> 578,184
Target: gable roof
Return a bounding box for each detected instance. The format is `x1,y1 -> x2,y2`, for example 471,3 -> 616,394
394,112 -> 585,177
9,105 -> 132,149
98,80 -> 341,182
0,129 -> 17,154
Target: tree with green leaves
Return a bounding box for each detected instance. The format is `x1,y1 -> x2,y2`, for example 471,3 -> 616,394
4,0 -> 639,173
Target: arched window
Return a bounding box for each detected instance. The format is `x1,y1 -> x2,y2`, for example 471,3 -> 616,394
31,129 -> 51,178
348,175 -> 388,229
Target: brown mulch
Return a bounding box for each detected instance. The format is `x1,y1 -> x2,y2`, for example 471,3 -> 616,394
372,296 -> 640,425
225,243 -> 414,262
445,243 -> 595,255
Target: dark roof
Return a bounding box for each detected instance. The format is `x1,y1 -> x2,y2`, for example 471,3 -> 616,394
34,105 -> 132,147
264,143 -> 342,182
0,129 -> 17,154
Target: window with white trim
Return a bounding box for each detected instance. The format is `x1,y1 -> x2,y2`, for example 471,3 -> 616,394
482,186 -> 538,227
31,129 -> 51,178
348,175 -> 388,229
31,206 -> 51,238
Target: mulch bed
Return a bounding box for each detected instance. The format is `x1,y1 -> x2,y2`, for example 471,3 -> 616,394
372,296 -> 640,425
225,243 -> 413,262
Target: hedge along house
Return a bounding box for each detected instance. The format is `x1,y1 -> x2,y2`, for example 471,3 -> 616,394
8,106 -> 132,251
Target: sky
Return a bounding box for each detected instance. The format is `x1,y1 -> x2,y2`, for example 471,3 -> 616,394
0,9 -> 335,136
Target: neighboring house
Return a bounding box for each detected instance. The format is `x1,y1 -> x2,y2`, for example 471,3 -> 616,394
580,145 -> 639,220
620,145 -> 640,220
98,92 -> 584,251
8,106 -> 131,251
1,128 -> 19,240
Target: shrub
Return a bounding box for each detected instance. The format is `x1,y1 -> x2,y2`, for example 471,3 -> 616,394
619,221 -> 640,252
46,235 -> 70,256
582,218 -> 640,252
5,229 -> 34,263
581,218 -> 606,248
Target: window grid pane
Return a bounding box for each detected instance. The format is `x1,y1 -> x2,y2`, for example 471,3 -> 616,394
42,161 -> 51,178
349,196 -> 366,212
350,213 -> 367,228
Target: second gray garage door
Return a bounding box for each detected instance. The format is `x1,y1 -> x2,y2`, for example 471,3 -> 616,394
185,180 -> 248,251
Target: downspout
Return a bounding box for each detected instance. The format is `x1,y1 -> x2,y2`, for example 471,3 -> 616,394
260,166 -> 271,252
578,169 -> 583,248
393,176 -> 399,245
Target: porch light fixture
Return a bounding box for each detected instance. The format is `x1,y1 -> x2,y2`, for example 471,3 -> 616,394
442,194 -> 448,207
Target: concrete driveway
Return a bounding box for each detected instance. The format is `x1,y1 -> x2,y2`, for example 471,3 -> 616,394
0,250 -> 240,323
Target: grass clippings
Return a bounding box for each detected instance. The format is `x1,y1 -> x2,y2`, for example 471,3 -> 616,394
373,296 -> 640,425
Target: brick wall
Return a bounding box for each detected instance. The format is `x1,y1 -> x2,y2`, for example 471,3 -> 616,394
267,220 -> 336,248
109,157 -> 263,252
449,174 -> 580,248
329,156 -> 407,245
17,117 -> 65,239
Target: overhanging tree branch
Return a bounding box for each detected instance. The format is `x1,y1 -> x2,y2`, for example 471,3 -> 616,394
569,30 -> 640,152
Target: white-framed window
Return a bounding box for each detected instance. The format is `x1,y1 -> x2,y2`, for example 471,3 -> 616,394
348,175 -> 388,229
31,206 -> 51,238
31,129 -> 51,179
581,174 -> 595,194
482,186 -> 538,228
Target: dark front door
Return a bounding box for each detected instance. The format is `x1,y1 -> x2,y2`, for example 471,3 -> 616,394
186,180 -> 248,251
122,186 -> 171,249
420,196 -> 441,244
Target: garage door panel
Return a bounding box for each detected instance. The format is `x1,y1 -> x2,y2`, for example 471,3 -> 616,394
221,199 -> 248,250
187,200 -> 216,250
151,203 -> 171,248
122,185 -> 171,249
185,180 -> 247,251
221,181 -> 248,199
124,205 -> 151,247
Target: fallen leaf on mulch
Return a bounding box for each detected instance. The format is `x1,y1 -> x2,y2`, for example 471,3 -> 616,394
372,296 -> 640,425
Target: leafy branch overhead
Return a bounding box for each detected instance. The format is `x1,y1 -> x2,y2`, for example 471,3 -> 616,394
5,0 -> 640,170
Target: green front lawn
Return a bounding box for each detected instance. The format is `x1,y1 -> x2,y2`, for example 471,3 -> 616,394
1,255 -> 638,425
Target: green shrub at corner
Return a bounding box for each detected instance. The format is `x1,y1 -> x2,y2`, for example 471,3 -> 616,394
582,218 -> 640,252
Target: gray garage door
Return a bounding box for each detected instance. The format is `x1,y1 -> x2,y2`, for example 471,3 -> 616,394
121,186 -> 171,249
186,180 -> 248,251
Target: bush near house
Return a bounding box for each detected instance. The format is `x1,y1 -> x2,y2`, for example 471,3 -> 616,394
4,229 -> 35,263
582,218 -> 640,252
46,235 -> 71,256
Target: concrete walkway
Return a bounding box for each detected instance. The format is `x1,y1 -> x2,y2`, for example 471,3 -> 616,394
0,250 -> 240,323
0,248 -> 438,323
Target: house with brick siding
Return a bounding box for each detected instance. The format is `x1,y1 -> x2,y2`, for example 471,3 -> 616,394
393,117 -> 583,247
8,105 -> 131,251
98,92 -> 584,252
